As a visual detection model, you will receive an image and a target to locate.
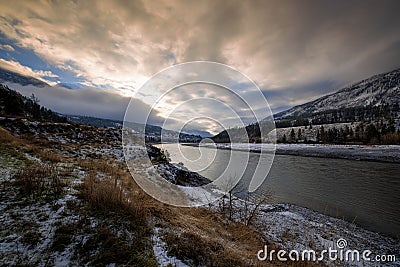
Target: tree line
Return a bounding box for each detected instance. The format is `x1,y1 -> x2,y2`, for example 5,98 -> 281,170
0,84 -> 67,123
279,119 -> 400,145
275,103 -> 399,128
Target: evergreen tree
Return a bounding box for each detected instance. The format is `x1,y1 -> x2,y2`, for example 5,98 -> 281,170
319,126 -> 325,143
297,128 -> 302,140
290,128 -> 296,142
365,124 -> 379,144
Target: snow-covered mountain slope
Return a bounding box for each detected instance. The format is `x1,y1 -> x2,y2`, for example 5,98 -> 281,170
275,68 -> 400,119
0,67 -> 50,87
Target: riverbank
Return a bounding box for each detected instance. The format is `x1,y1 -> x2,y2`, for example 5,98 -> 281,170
151,158 -> 399,266
227,200 -> 400,266
156,158 -> 400,265
0,123 -> 276,266
1,117 -> 397,266
277,144 -> 400,163
155,143 -> 399,265
184,143 -> 400,163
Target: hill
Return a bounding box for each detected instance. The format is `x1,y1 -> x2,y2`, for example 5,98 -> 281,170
213,68 -> 400,144
0,70 -> 202,143
274,68 -> 400,127
65,114 -> 123,128
65,114 -> 202,143
0,84 -> 66,123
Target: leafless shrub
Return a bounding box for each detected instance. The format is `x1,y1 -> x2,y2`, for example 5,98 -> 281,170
219,182 -> 273,226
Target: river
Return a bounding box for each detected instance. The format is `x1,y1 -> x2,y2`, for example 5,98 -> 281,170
156,143 -> 400,238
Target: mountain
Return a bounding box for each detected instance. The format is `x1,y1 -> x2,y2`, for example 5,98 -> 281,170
0,67 -> 203,143
65,114 -> 203,143
65,114 -> 123,128
274,68 -> 400,125
57,82 -> 86,89
0,66 -> 88,90
0,67 -> 50,87
181,129 -> 212,138
212,68 -> 400,144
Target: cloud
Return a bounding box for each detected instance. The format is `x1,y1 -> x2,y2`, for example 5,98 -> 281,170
0,44 -> 14,51
4,82 -> 164,124
0,0 -> 399,130
0,59 -> 58,85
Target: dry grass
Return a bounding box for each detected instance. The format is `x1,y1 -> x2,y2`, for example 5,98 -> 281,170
77,158 -> 323,266
81,160 -> 143,200
82,172 -> 123,211
155,199 -> 323,266
77,161 -> 158,266
381,132 -> 400,144
78,158 -> 123,179
13,164 -> 66,199
79,172 -> 264,265
0,126 -> 64,164
0,126 -> 27,159
158,207 -> 276,266
1,125 -> 322,266
0,126 -> 23,145
79,159 -> 154,216
162,230 -> 226,266
75,223 -> 157,266
51,222 -> 79,252
35,149 -> 62,163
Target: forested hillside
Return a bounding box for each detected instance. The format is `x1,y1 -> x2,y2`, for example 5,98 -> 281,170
0,84 -> 66,123
214,68 -> 400,145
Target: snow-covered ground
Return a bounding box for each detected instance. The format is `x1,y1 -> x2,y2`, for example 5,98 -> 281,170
210,197 -> 400,266
275,143 -> 400,163
256,204 -> 399,266
193,143 -> 400,163
0,155 -> 91,266
1,118 -> 398,266
152,227 -> 188,267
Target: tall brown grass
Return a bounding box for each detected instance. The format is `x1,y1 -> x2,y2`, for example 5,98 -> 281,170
78,159 -> 155,220
79,159 -> 118,176
13,164 -> 65,198
76,158 -> 312,266
78,161 -> 158,266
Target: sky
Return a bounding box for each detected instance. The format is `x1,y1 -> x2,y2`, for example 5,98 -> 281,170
0,0 -> 399,134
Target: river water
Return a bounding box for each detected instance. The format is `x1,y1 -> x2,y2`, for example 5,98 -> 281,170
157,143 -> 400,238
